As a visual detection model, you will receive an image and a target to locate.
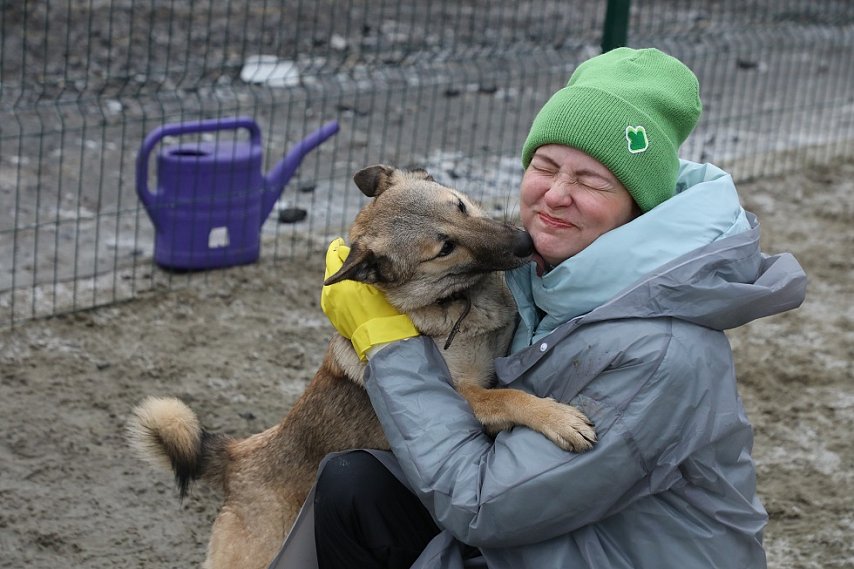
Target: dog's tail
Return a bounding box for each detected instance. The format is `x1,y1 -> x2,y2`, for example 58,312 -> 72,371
127,396 -> 230,498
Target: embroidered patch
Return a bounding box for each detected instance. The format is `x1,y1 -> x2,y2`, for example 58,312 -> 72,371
625,125 -> 649,154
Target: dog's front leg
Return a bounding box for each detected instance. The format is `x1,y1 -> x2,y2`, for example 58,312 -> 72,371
455,383 -> 596,453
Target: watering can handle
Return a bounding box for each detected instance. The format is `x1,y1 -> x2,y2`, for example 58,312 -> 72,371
135,117 -> 262,215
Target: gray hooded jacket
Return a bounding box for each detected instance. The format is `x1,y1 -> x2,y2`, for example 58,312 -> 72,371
270,163 -> 806,569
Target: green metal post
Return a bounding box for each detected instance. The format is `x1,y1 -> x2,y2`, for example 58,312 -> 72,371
601,0 -> 631,52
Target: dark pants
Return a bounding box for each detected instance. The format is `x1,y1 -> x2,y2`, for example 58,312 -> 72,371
314,451 -> 441,569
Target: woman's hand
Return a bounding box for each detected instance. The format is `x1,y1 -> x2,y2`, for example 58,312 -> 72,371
321,238 -> 419,360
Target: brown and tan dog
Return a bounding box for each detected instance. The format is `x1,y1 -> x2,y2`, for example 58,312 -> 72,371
127,165 -> 595,569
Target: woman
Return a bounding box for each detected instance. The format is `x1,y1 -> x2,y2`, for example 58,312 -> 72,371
282,48 -> 807,569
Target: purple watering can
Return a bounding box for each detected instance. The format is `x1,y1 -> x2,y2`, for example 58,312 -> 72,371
136,117 -> 339,270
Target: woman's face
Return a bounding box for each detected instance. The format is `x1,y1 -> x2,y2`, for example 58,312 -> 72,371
520,145 -> 639,267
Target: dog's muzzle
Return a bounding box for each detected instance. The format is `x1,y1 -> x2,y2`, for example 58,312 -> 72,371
512,230 -> 535,258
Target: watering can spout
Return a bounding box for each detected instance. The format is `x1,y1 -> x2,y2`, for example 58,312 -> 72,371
262,120 -> 340,220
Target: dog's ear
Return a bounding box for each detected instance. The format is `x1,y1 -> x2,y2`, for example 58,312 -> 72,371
408,167 -> 435,182
353,165 -> 396,197
323,242 -> 382,285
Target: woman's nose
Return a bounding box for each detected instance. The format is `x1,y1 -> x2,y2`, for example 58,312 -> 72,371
544,179 -> 576,207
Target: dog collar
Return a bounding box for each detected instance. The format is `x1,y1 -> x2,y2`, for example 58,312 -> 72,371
438,294 -> 472,350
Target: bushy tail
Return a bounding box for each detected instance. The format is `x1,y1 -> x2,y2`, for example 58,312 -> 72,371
127,396 -> 230,498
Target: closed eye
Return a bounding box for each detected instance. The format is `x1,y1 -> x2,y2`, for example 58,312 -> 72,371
457,199 -> 467,214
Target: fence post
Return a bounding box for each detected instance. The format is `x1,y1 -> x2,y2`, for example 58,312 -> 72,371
601,0 -> 631,52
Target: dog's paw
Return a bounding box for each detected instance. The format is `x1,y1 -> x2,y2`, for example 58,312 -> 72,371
535,399 -> 597,453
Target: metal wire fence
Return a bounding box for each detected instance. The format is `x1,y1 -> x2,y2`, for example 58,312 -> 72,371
2,0 -> 852,325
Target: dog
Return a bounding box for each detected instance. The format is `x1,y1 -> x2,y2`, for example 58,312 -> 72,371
127,165 -> 596,569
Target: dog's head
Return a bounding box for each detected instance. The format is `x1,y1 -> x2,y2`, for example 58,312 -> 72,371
324,164 -> 533,311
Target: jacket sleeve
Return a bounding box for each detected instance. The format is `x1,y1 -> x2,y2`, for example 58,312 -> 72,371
364,334 -> 657,548
364,323 -> 742,549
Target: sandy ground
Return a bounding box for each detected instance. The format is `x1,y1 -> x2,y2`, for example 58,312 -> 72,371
1,159 -> 852,569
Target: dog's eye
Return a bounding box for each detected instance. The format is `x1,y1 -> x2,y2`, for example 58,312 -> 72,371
457,199 -> 467,214
438,240 -> 456,257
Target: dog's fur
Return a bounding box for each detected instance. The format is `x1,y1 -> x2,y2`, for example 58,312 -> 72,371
127,165 -> 596,569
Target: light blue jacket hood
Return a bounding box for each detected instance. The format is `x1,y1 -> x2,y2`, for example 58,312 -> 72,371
507,160 -> 751,351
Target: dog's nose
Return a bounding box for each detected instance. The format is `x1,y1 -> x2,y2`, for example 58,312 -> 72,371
512,230 -> 534,258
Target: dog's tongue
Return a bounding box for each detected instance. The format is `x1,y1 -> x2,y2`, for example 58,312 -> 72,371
533,253 -> 548,277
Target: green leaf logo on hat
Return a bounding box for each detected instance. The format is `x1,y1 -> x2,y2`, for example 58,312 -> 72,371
625,125 -> 649,154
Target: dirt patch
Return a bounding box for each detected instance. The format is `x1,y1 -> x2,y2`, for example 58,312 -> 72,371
1,161 -> 852,568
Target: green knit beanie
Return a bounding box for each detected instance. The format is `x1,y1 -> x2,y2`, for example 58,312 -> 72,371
521,47 -> 702,212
